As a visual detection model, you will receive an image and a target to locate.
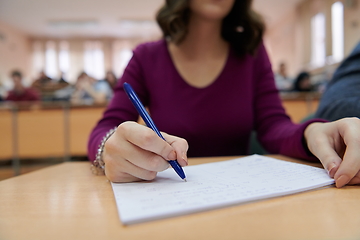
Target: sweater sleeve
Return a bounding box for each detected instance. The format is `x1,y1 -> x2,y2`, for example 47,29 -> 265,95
253,44 -> 327,161
87,45 -> 149,162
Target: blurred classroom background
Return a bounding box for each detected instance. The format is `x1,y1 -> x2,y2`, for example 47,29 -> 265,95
0,0 -> 359,180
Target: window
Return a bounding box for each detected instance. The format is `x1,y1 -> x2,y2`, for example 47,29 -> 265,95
45,41 -> 58,79
331,1 -> 344,62
311,13 -> 326,68
32,41 -> 44,79
112,40 -> 133,78
84,41 -> 105,80
58,41 -> 70,80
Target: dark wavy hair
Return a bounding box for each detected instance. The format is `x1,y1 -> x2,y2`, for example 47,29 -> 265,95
11,70 -> 22,78
156,0 -> 265,56
294,71 -> 311,91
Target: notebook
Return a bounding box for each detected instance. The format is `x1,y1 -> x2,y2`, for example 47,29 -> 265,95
111,155 -> 334,225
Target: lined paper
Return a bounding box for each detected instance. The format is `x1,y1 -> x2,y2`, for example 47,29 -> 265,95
111,155 -> 334,224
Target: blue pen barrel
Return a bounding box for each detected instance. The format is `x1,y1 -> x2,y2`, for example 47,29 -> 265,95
169,160 -> 186,180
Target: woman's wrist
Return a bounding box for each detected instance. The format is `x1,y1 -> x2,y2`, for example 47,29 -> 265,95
304,122 -> 321,141
304,122 -> 323,154
91,127 -> 117,175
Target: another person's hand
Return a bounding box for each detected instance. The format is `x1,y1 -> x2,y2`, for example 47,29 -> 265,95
304,117 -> 360,188
103,121 -> 189,183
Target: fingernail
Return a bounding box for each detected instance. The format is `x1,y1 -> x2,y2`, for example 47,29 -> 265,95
182,152 -> 188,165
335,175 -> 350,188
327,163 -> 336,177
167,150 -> 176,160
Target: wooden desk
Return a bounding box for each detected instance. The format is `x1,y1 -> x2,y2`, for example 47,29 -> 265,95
1,155 -> 359,240
0,109 -> 13,159
0,103 -> 105,160
281,92 -> 320,123
17,109 -> 65,158
69,107 -> 104,156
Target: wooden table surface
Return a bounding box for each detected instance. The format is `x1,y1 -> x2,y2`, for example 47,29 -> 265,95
1,155 -> 359,240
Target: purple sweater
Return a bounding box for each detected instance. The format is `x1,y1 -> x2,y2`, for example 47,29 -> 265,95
88,40 -> 322,161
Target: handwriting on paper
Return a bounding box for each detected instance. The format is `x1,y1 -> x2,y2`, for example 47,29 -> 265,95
111,155 -> 334,224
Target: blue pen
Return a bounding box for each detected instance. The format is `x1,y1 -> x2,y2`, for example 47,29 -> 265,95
123,82 -> 187,182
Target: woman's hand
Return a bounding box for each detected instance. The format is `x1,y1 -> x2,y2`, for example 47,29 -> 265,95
103,121 -> 189,183
304,117 -> 360,188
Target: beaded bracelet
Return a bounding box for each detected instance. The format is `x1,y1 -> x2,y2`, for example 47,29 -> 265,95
90,127 -> 117,175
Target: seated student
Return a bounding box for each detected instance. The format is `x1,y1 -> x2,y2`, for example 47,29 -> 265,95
58,71 -> 69,85
6,70 -> 40,102
0,81 -> 6,101
103,70 -> 118,91
292,71 -> 313,92
274,62 -> 293,92
71,72 -> 112,105
31,71 -> 52,91
88,0 -> 360,188
32,71 -> 70,101
315,41 -> 360,121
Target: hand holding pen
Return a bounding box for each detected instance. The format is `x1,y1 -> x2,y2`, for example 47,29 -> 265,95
100,83 -> 188,183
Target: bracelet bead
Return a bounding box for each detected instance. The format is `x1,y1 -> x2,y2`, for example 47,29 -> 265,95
90,127 -> 117,175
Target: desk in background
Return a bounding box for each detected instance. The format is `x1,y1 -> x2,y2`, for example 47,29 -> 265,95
0,102 -> 105,159
0,155 -> 359,240
0,93 -> 321,175
0,93 -> 321,160
281,92 -> 321,123
0,102 -> 105,175
0,108 -> 13,160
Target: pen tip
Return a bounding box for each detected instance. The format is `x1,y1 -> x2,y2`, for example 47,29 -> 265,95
184,178 -> 187,182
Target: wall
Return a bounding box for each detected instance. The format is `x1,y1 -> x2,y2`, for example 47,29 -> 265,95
265,0 -> 360,78
264,9 -> 299,77
2,1 -> 359,85
0,21 -> 31,85
343,0 -> 360,53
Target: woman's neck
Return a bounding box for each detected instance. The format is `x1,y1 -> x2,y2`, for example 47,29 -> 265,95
175,15 -> 228,59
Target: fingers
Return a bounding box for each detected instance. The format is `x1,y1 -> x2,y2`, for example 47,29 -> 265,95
103,121 -> 189,183
116,137 -> 170,172
348,171 -> 360,185
313,146 -> 342,179
334,146 -> 360,187
333,118 -> 360,187
120,122 -> 178,161
104,149 -> 157,183
305,119 -> 360,188
163,132 -> 189,167
104,123 -> 167,182
305,124 -> 342,177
